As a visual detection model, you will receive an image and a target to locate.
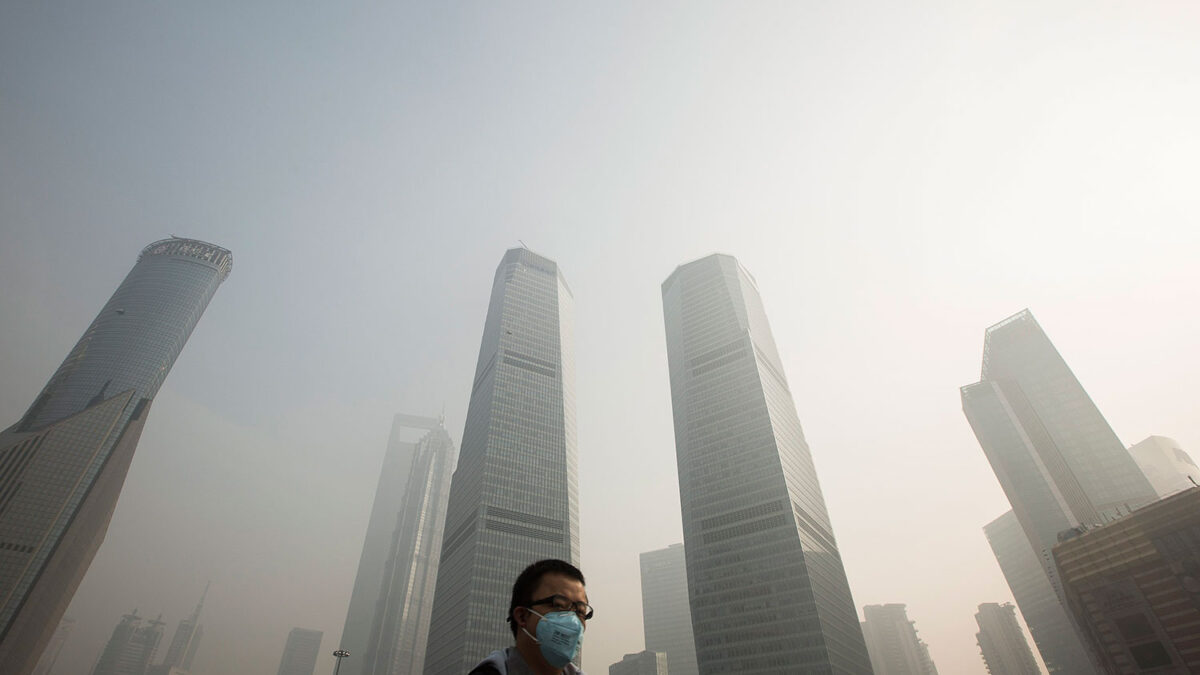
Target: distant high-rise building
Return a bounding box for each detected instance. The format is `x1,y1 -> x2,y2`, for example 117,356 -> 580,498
860,604 -> 938,675
424,249 -> 579,675
962,309 -> 1156,672
277,628 -> 323,675
92,611 -> 166,675
609,650 -> 668,675
157,584 -> 207,673
0,238 -> 232,675
31,616 -> 73,675
358,415 -> 457,675
1128,435 -> 1198,498
661,254 -> 872,674
1053,486 -> 1200,673
340,416 -> 420,675
975,603 -> 1040,675
983,511 -> 1091,673
639,544 -> 696,675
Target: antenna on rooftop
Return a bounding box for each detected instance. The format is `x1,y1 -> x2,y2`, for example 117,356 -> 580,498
518,239 -> 528,249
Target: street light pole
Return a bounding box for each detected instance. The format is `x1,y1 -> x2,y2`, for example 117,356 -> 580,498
332,649 -> 350,675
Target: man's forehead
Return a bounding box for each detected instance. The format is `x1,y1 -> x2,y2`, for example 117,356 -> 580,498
535,572 -> 587,600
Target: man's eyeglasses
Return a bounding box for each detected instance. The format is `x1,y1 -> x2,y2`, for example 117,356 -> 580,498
530,594 -> 594,621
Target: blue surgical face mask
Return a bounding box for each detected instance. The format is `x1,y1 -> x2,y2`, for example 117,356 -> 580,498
522,608 -> 584,668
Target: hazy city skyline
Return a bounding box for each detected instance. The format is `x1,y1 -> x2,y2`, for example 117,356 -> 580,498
3,2 -> 1200,674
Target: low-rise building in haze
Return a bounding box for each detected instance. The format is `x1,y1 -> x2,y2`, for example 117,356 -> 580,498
860,604 -> 938,674
1128,435 -> 1198,498
1053,486 -> 1200,673
975,603 -> 1040,675
609,650 -> 668,675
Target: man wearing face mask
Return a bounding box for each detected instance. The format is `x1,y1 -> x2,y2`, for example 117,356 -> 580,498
468,559 -> 591,675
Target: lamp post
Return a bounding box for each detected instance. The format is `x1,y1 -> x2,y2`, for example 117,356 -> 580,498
331,649 -> 350,675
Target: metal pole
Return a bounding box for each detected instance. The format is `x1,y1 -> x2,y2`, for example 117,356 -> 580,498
332,649 -> 350,675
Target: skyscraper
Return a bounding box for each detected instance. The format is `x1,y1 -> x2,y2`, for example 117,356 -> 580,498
0,237 -> 232,675
277,628 -> 324,675
156,584 -> 207,673
358,415 -> 457,675
860,604 -> 938,675
639,544 -> 697,675
1053,487 -> 1200,673
1128,435 -> 1198,498
661,253 -> 871,674
340,414 -> 454,675
983,511 -> 1091,673
975,603 -> 1040,675
961,309 -> 1156,672
609,651 -> 669,675
92,611 -> 166,675
424,249 -> 579,675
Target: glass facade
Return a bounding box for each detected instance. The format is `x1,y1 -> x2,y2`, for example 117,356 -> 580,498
339,417 -> 421,675
423,249 -> 579,675
0,237 -> 230,675
359,417 -> 457,675
640,543 -> 698,675
983,511 -> 1092,674
661,254 -> 871,674
962,309 -> 1156,674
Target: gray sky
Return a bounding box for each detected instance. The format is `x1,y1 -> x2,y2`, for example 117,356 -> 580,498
2,2 -> 1199,673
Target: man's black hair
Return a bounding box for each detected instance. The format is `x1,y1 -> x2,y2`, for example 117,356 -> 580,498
507,559 -> 586,637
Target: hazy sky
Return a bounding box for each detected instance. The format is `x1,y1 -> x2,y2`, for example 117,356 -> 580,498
3,2 -> 1199,674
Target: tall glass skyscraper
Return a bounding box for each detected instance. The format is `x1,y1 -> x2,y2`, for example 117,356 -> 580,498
423,249 -> 579,675
0,237 -> 231,675
962,309 -> 1156,673
357,415 -> 457,675
661,254 -> 871,674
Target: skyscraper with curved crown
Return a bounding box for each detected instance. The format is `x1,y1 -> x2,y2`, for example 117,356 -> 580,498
0,237 -> 232,675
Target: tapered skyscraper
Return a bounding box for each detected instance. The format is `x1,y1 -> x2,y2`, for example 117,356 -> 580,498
962,309 -> 1156,673
424,249 -> 578,675
357,415 -> 457,675
0,238 -> 231,675
661,254 -> 871,674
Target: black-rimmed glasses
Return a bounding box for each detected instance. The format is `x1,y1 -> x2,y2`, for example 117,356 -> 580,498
530,594 -> 594,621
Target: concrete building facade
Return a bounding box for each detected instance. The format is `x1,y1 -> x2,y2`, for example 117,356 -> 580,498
424,249 -> 579,674
1053,487 -> 1200,674
661,254 -> 871,674
975,603 -> 1040,675
0,238 -> 231,675
860,603 -> 938,675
